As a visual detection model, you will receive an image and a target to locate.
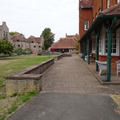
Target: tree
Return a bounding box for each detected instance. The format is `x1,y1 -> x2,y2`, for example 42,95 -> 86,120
9,32 -> 18,36
0,40 -> 14,55
41,28 -> 55,50
76,41 -> 79,50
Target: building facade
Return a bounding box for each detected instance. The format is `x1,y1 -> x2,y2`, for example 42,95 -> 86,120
79,0 -> 120,81
51,34 -> 78,53
0,21 -> 44,53
11,33 -> 44,53
0,22 -> 11,42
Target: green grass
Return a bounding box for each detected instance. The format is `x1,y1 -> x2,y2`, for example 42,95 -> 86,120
0,55 -> 54,91
0,55 -> 55,120
0,92 -> 37,120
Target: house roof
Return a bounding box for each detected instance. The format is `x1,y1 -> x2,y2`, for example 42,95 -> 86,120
79,0 -> 92,9
79,3 -> 120,42
51,35 -> 78,49
11,33 -> 26,42
27,35 -> 42,43
100,3 -> 120,16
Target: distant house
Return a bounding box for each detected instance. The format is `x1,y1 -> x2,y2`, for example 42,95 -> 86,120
11,33 -> 29,50
27,36 -> 44,53
51,34 -> 78,53
0,22 -> 11,42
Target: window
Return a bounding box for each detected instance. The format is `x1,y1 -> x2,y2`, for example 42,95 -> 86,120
34,46 -> 36,48
84,20 -> 89,31
105,33 -> 117,54
107,0 -> 110,8
118,0 -> 120,3
18,45 -> 20,47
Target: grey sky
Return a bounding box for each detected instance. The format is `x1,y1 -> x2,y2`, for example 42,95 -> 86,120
0,0 -> 79,41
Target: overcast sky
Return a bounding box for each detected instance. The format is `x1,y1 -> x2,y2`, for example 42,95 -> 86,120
0,0 -> 79,41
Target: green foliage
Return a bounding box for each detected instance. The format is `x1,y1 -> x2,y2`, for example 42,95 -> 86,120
42,46 -> 45,50
0,40 -> 14,56
0,92 -> 38,120
41,28 -> 55,50
76,41 -> 79,50
23,48 -> 32,55
9,32 -> 17,36
13,48 -> 22,55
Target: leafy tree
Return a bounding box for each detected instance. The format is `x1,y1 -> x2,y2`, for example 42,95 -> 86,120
9,32 -> 18,36
0,40 -> 14,55
76,41 -> 79,50
41,28 -> 55,50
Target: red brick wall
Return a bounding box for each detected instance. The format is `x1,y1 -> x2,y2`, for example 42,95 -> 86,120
79,9 -> 92,38
92,0 -> 118,19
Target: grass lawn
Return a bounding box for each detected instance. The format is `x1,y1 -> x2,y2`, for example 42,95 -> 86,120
0,55 -> 54,120
0,55 -> 54,92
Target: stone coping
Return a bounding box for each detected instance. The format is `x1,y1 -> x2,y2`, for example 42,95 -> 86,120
6,54 -> 70,80
6,58 -> 54,80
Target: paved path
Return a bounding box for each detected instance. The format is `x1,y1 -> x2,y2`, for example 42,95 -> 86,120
7,56 -> 120,120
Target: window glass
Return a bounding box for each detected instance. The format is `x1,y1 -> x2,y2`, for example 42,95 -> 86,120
105,32 -> 117,54
107,0 -> 110,8
84,20 -> 89,31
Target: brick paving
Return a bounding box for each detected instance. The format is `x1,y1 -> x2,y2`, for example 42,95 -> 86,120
42,55 -> 120,94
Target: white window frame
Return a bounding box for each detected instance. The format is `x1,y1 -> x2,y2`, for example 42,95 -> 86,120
84,20 -> 89,31
118,0 -> 120,3
107,0 -> 110,8
104,32 -> 119,56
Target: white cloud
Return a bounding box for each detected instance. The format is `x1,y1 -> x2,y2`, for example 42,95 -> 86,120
0,0 -> 79,41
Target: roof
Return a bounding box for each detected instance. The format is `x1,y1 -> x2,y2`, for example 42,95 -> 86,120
100,3 -> 120,16
79,3 -> 120,42
27,35 -> 42,43
51,35 -> 78,49
11,33 -> 26,42
79,0 -> 92,9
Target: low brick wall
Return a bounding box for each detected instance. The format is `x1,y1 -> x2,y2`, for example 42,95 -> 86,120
6,59 -> 54,96
55,53 -> 72,60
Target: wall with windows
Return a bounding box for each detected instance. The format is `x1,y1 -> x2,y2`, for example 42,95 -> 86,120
79,8 -> 92,39
92,0 -> 118,20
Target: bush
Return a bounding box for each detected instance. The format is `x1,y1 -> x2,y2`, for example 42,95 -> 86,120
0,39 -> 14,56
76,51 -> 79,54
23,48 -> 32,55
13,48 -> 22,55
37,52 -> 42,56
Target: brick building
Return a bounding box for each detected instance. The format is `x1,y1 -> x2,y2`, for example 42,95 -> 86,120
79,0 -> 120,81
0,21 -> 44,53
11,33 -> 44,53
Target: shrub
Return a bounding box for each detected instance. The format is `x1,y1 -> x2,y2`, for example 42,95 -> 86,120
23,48 -> 32,55
0,39 -> 14,56
13,48 -> 22,55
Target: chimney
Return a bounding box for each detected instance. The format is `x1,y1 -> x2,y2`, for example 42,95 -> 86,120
66,33 -> 67,37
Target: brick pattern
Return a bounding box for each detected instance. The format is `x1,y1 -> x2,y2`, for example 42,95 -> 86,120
42,56 -> 120,94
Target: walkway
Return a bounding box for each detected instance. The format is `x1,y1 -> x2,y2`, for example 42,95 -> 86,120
7,56 -> 120,120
